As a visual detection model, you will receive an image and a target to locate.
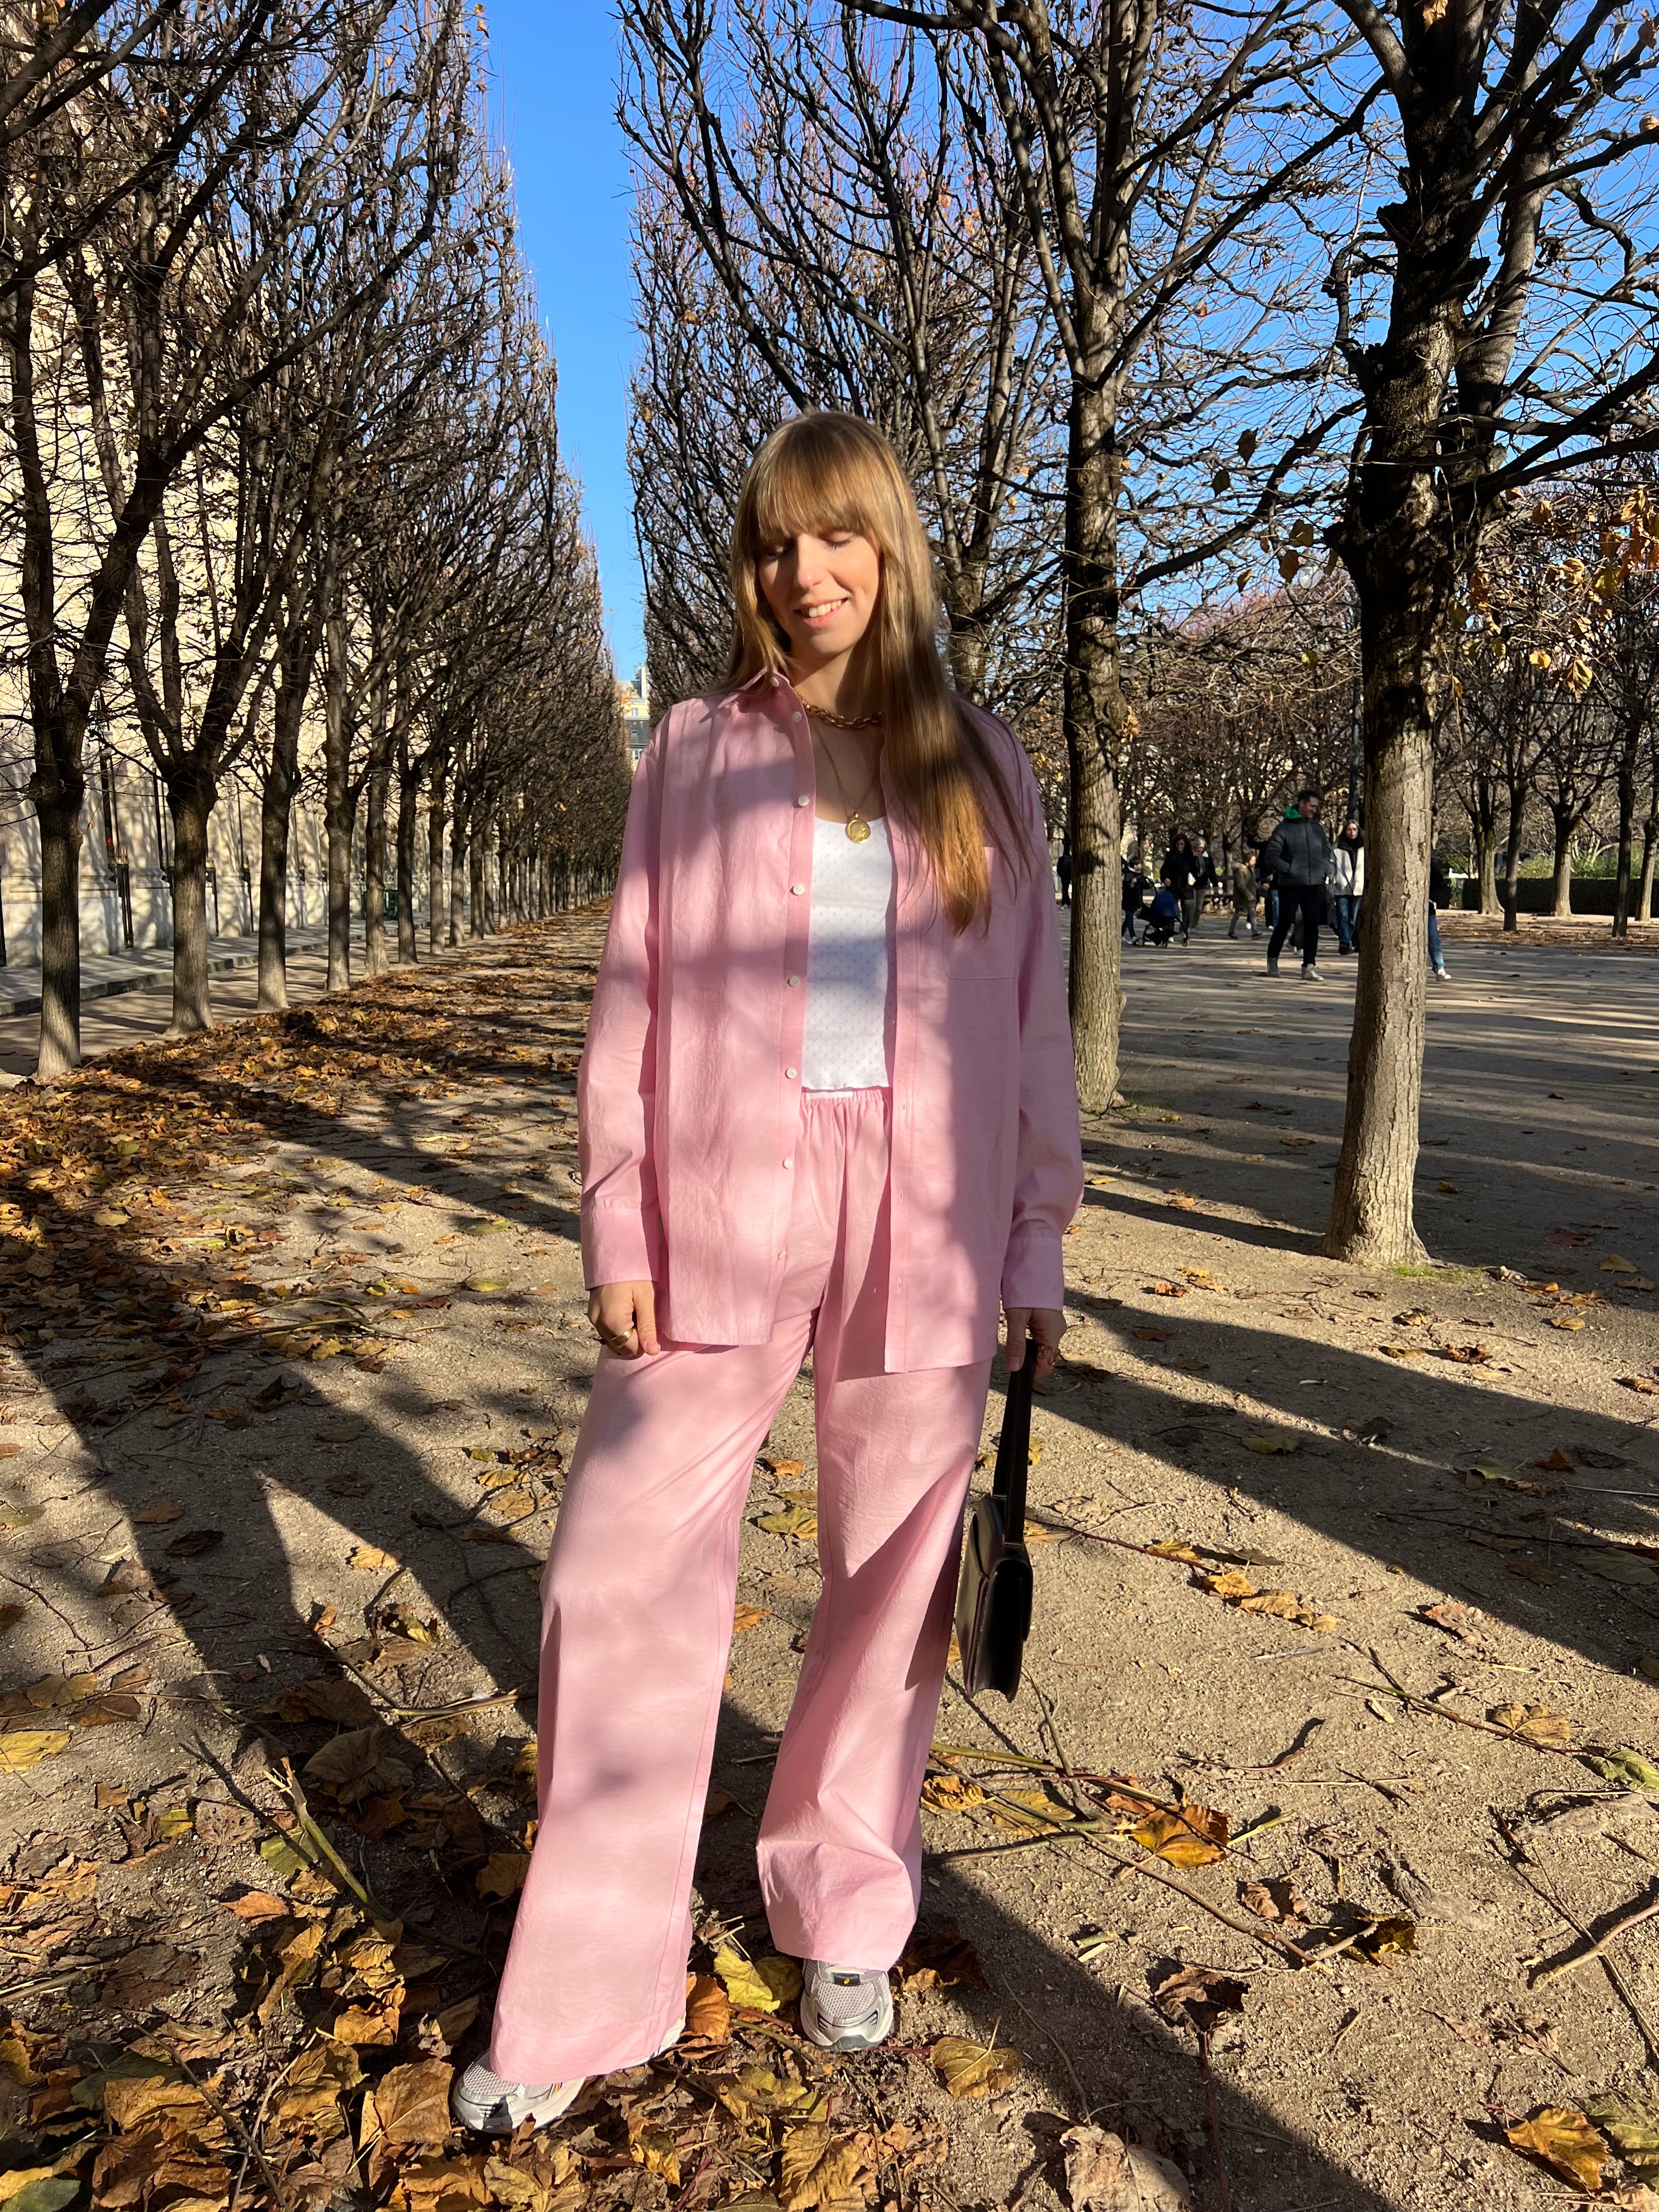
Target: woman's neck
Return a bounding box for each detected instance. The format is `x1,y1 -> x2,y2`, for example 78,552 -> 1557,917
788,647 -> 881,721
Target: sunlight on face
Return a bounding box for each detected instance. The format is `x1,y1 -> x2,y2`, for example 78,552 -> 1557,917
755,529 -> 882,669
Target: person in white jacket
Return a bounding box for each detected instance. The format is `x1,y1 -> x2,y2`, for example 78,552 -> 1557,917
1329,819 -> 1365,954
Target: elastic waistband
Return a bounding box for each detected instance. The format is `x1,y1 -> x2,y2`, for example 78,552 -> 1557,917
800,1085 -> 891,1109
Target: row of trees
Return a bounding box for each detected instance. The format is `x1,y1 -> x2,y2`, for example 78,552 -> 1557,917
623,0 -> 1659,1263
0,0 -> 630,1079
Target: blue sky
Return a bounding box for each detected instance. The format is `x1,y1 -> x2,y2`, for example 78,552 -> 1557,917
481,2 -> 645,680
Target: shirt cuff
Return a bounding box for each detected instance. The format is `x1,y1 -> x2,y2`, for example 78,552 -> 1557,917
999,1222 -> 1068,1311
582,1201 -> 661,1290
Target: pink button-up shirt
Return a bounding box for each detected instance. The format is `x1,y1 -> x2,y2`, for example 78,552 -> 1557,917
578,670 -> 1083,1372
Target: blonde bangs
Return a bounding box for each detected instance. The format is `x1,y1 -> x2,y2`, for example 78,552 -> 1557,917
727,412 -> 1027,930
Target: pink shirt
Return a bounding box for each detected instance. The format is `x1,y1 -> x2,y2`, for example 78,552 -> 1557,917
578,670 -> 1084,1372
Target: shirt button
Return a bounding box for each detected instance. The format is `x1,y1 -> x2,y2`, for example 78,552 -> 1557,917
792,712 -> 803,724
785,1066 -> 798,1080
776,1248 -> 787,1261
787,974 -> 800,986
791,883 -> 805,895
782,1155 -> 793,1167
795,794 -> 810,807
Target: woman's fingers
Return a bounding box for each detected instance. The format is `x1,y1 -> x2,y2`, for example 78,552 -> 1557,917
586,1282 -> 660,1359
1005,1305 -> 1066,1378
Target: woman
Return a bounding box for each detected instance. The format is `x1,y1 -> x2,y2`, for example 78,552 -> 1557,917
1330,818 -> 1365,954
455,413 -> 1083,2135
1160,834 -> 1200,942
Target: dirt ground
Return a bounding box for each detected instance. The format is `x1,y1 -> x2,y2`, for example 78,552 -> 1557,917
2,910 -> 1658,2212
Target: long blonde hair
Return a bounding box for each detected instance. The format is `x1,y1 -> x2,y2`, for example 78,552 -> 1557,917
726,411 -> 1023,930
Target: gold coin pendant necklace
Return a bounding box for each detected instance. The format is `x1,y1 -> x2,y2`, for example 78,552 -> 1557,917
809,709 -> 883,843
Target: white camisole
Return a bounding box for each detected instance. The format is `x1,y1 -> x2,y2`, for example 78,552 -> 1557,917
801,815 -> 894,1091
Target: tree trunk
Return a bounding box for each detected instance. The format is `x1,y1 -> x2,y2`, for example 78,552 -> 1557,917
1476,825 -> 1498,913
324,607 -> 353,994
1500,781 -> 1527,932
166,768 -> 217,1036
364,747 -> 390,979
257,678 -> 303,1012
1549,816 -> 1573,917
449,787 -> 469,945
427,755 -> 448,956
32,774 -> 85,1079
497,823 -> 511,929
1062,375 -> 1126,1114
469,812 -> 486,938
1640,791 -> 1658,924
396,742 -> 419,965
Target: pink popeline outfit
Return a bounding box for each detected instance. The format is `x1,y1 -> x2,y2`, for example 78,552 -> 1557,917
487,671 -> 1082,2087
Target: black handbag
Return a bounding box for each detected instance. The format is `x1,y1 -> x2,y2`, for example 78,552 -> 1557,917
954,1338 -> 1036,1700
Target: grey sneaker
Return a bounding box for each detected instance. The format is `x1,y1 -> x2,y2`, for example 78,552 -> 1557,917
1266,957 -> 1279,977
1300,965 -> 1326,981
453,2015 -> 683,2136
798,1962 -> 894,2052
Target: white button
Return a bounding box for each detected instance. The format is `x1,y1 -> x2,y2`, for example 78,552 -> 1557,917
782,1155 -> 793,1167
776,1249 -> 787,1261
785,1065 -> 798,1079
792,712 -> 803,724
791,883 -> 805,895
787,974 -> 800,986
795,794 -> 810,806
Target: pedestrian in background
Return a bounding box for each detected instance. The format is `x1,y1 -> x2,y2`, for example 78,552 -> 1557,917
1228,856 -> 1259,938
1193,837 -> 1220,918
1160,833 -> 1200,942
1122,857 -> 1148,943
1429,849 -> 1451,980
1260,790 -> 1332,980
1330,819 -> 1364,954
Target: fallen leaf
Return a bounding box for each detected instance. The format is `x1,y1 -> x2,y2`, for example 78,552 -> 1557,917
930,2034 -> 1020,2098
1153,1965 -> 1249,2042
476,1852 -> 531,1899
267,2037 -> 363,2139
1489,1703 -> 1575,1746
1242,1427 -> 1300,1454
777,2125 -> 872,2212
684,1973 -> 731,2043
462,1277 -> 512,1295
1060,2125 -> 1193,2211
223,1891 -> 289,1923
1198,1568 -> 1257,1599
1602,1256 -> 1639,1273
1617,1376 -> 1659,1396
1354,1915 -> 1417,1960
757,1506 -> 818,1540
732,1604 -> 770,1634
301,1726 -> 414,1805
363,2058 -> 453,2146
1586,1748 -> 1659,1792
1131,1327 -> 1170,1343
349,1544 -> 397,1572
1132,1808 -> 1227,1868
1239,1877 -> 1309,1925
920,1773 -> 985,1814
193,1801 -> 257,1847
712,1945 -> 802,2013
898,1926 -> 986,1990
1505,2106 -> 1609,2193
165,1527 -> 223,1559
0,1733 -> 70,1775
132,1500 -> 185,1525
1146,1540 -> 1205,1564
315,1417 -> 368,1444
1550,1315 -> 1587,1331
1585,2092 -> 1659,2181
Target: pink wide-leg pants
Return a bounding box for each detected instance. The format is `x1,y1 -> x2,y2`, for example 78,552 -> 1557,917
488,1088 -> 993,2085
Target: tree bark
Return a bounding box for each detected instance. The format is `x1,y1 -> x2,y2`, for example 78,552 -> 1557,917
1063,376 -> 1126,1114
1612,725 -> 1637,939
1549,814 -> 1573,917
396,738 -> 419,965
363,746 -> 390,978
257,672 -> 304,1011
1500,780 -> 1527,932
1639,811 -> 1658,924
469,811 -> 487,937
1476,826 -> 1498,913
165,766 -> 217,1036
32,775 -> 85,1079
324,603 -> 353,994
427,754 -> 448,956
449,785 -> 469,945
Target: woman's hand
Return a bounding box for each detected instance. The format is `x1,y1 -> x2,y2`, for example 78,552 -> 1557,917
588,1281 -> 661,1359
1003,1305 -> 1065,1379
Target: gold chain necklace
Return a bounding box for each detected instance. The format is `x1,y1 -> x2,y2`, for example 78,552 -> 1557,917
805,700 -> 883,731
811,719 -> 882,843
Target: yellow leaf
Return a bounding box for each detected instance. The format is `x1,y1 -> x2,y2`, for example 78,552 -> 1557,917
1489,1702 -> 1575,1746
349,1544 -> 397,1572
1600,1255 -> 1638,1273
684,1972 -> 731,2044
757,1506 -> 818,1539
1131,1807 -> 1227,1867
930,2034 -> 1020,2099
1198,1569 -> 1257,1599
1505,2106 -> 1609,2193
1242,1427 -> 1300,1454
732,1603 -> 769,1633
921,1773 -> 985,1814
0,1731 -> 71,1774
476,1852 -> 531,1899
332,1995 -> 402,2046
25,1672 -> 96,1709
1147,1540 -> 1205,1564
713,1945 -> 803,2013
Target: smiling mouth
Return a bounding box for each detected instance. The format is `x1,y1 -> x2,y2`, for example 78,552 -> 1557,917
798,597 -> 849,621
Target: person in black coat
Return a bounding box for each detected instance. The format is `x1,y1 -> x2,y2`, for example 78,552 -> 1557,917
1160,835 -> 1201,943
1259,792 -> 1333,979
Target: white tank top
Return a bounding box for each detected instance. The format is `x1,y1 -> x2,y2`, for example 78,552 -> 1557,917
801,815 -> 893,1091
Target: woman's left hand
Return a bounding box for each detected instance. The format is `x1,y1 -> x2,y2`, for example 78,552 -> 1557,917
1003,1305 -> 1065,1379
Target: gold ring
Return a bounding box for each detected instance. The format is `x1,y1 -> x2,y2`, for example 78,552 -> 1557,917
606,1330 -> 634,1351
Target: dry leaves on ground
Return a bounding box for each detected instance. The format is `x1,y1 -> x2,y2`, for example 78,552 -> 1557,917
1061,2125 -> 1193,2211
929,2035 -> 1020,2100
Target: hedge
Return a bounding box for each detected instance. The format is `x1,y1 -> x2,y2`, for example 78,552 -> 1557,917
1455,876 -> 1640,916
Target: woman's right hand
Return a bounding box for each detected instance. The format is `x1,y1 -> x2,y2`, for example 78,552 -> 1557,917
588,1281 -> 661,1358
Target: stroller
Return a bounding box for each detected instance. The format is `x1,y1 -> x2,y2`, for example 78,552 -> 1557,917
1142,884 -> 1182,947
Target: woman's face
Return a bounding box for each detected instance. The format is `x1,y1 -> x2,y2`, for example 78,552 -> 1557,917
755,528 -> 882,667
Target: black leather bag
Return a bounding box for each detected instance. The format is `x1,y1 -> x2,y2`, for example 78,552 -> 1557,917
954,1340 -> 1036,1700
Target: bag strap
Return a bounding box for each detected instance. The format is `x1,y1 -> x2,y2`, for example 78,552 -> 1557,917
992,1336 -> 1036,1542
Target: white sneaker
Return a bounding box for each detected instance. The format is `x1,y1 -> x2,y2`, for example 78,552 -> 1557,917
453,2015 -> 683,2136
798,1962 -> 894,2052
1434,964 -> 1449,980
1300,965 -> 1327,982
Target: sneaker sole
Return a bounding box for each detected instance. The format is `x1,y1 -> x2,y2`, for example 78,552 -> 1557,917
454,2015 -> 685,2135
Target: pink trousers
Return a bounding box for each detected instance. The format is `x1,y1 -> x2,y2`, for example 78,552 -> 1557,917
489,1088 -> 994,2084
